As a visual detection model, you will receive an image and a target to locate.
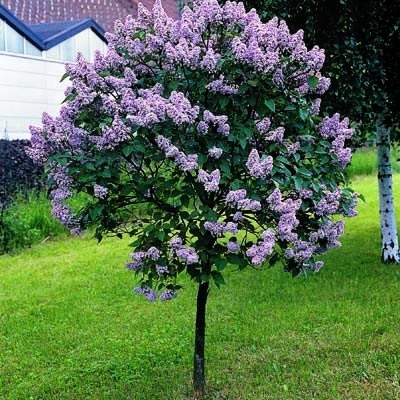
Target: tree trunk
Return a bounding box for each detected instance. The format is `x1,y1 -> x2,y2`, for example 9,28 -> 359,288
193,281 -> 209,398
376,118 -> 400,263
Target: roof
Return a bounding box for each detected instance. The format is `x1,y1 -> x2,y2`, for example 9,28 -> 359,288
0,4 -> 106,49
2,1 -> 179,33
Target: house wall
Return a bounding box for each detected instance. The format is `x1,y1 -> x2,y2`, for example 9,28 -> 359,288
0,52 -> 67,140
0,27 -> 106,140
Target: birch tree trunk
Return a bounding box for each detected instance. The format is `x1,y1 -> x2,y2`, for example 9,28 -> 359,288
376,118 -> 400,263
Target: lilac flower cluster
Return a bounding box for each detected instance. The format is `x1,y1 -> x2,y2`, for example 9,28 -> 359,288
48,164 -> 80,233
246,229 -> 276,265
255,117 -> 271,134
267,188 -> 302,242
315,189 -> 342,216
204,221 -> 238,237
198,169 -> 221,192
225,189 -> 261,211
93,184 -> 108,199
159,289 -> 177,301
206,75 -> 239,95
227,240 -> 240,253
208,146 -> 223,159
265,127 -> 285,143
170,238 -> 199,264
197,110 -> 230,136
285,240 -> 315,261
318,114 -> 354,167
246,149 -> 273,179
156,264 -> 169,276
311,220 -> 345,250
127,246 -> 161,271
134,286 -> 157,302
156,135 -> 198,171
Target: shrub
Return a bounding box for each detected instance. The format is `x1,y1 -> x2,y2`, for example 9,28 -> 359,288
28,0 -> 357,394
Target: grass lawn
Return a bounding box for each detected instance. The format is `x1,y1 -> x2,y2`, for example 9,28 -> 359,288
1,175 -> 400,399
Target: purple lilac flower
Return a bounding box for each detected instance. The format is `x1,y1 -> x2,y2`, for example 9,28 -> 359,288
146,246 -> 161,260
156,264 -> 169,275
246,149 -> 273,179
208,146 -> 223,159
278,213 -> 299,241
206,75 -> 238,95
226,189 -> 247,204
126,262 -> 143,271
160,289 -> 177,301
315,189 -> 342,216
246,229 -> 276,265
134,286 -> 157,302
237,198 -> 262,211
286,142 -> 300,155
156,135 -> 198,171
298,189 -> 313,199
226,189 -> 261,211
200,46 -> 220,71
285,240 -> 315,261
310,98 -> 321,116
197,121 -> 209,134
331,136 -> 352,168
166,91 -> 200,125
315,77 -> 331,95
204,221 -> 225,237
265,127 -> 285,143
255,117 -> 271,134
227,240 -> 240,253
170,237 -> 183,250
312,260 -> 324,272
224,222 -> 238,234
94,184 -> 108,199
198,169 -> 221,192
343,193 -> 358,217
232,212 -> 244,222
176,247 -> 199,264
96,114 -> 130,150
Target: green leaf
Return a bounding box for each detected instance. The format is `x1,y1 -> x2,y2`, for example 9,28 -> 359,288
60,72 -> 70,82
211,271 -> 225,288
297,167 -> 312,177
299,108 -> 308,121
307,76 -> 319,89
284,104 -> 296,111
214,257 -> 227,271
264,99 -> 275,112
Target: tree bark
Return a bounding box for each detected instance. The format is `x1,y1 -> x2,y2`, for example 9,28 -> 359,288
376,118 -> 400,263
193,280 -> 209,398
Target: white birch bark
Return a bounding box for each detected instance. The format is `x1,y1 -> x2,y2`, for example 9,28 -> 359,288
377,118 -> 400,263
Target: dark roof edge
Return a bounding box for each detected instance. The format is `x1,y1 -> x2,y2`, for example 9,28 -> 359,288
39,18 -> 106,49
0,4 -> 45,48
0,5 -> 106,51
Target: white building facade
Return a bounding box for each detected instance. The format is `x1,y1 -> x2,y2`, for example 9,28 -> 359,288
0,5 -> 107,140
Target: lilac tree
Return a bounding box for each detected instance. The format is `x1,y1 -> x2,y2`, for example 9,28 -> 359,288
28,0 -> 357,396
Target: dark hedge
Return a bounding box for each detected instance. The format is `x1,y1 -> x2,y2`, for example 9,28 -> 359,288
0,139 -> 44,208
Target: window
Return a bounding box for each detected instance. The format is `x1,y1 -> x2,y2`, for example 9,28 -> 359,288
75,30 -> 90,60
91,32 -> 106,59
5,24 -> 24,53
61,37 -> 76,61
25,39 -> 42,56
46,44 -> 62,60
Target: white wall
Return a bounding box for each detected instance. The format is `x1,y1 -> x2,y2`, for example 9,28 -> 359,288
0,52 -> 67,140
0,28 -> 106,140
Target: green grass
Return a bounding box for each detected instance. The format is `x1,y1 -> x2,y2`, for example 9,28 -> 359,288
1,175 -> 400,399
347,146 -> 400,178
